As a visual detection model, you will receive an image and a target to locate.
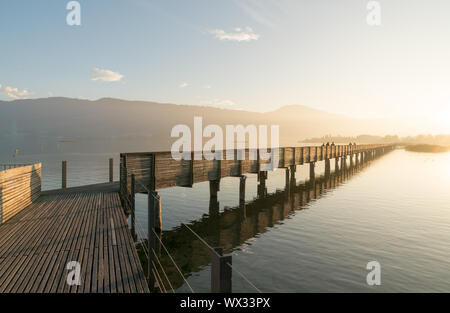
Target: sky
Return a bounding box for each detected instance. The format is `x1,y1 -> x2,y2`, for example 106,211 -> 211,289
1,0 -> 450,132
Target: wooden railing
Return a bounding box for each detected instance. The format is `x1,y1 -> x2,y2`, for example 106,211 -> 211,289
0,164 -> 31,171
120,144 -> 395,192
0,163 -> 42,224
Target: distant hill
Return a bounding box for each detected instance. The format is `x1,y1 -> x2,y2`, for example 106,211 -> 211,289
0,97 -> 416,157
303,134 -> 450,145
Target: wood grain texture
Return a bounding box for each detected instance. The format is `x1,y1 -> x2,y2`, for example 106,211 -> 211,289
0,164 -> 41,224
0,190 -> 149,293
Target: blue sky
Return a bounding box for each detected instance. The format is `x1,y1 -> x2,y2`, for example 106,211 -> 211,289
1,0 -> 450,131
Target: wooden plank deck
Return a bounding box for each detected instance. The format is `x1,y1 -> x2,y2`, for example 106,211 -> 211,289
0,188 -> 149,293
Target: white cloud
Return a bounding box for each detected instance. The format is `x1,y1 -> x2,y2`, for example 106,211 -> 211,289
208,27 -> 260,42
179,82 -> 189,88
91,67 -> 124,82
1,85 -> 30,99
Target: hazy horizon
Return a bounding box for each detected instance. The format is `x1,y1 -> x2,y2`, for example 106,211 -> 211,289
2,0 -> 450,134
2,1 -> 450,296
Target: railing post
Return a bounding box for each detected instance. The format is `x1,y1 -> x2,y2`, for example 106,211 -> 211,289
211,247 -> 232,293
109,158 -> 114,183
123,167 -> 128,210
62,161 -> 67,189
131,174 -> 136,238
148,191 -> 161,290
148,191 -> 156,290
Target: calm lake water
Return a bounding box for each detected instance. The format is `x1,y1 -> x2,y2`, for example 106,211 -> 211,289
5,148 -> 450,292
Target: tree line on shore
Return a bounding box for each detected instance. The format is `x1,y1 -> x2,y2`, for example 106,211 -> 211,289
302,134 -> 450,145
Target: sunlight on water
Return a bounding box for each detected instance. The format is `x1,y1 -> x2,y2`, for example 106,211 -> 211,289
5,148 -> 450,292
149,149 -> 450,292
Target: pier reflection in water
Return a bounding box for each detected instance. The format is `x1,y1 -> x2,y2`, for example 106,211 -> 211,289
134,151 -> 382,292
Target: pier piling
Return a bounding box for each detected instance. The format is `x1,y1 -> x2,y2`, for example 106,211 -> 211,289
131,174 -> 136,238
309,162 -> 315,181
109,158 -> 114,183
239,175 -> 246,205
62,160 -> 67,189
211,247 -> 232,293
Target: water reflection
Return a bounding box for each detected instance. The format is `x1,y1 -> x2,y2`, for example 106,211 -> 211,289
136,152 -> 383,291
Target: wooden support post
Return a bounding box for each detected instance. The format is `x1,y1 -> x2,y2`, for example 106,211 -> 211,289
109,158 -> 114,183
285,168 -> 290,190
148,192 -> 156,289
325,158 -> 331,176
239,175 -> 246,205
211,247 -> 232,293
122,166 -> 128,208
300,147 -> 304,164
62,161 -> 67,189
120,154 -> 127,202
309,162 -> 315,181
189,152 -> 194,186
258,171 -> 267,198
131,174 -> 136,238
289,165 -> 296,183
335,157 -> 339,172
209,194 -> 220,217
210,180 -> 220,198
155,194 -> 162,233
148,191 -> 155,290
148,191 -> 162,290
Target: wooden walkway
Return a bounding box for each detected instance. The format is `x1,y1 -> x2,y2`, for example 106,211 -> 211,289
0,187 -> 149,293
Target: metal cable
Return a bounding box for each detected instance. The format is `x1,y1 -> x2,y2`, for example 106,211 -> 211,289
226,262 -> 261,293
152,228 -> 195,293
134,222 -> 150,256
152,261 -> 167,293
152,268 -> 164,293
151,248 -> 175,293
182,223 -> 221,258
183,221 -> 261,293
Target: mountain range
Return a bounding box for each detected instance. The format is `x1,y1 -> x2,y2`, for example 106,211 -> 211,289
0,97 -> 426,157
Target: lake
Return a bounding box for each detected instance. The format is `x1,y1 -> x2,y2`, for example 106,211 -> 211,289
5,148 -> 450,292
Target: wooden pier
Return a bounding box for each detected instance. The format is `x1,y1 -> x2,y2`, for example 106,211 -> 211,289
0,183 -> 148,293
0,143 -> 394,293
120,144 -> 395,194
